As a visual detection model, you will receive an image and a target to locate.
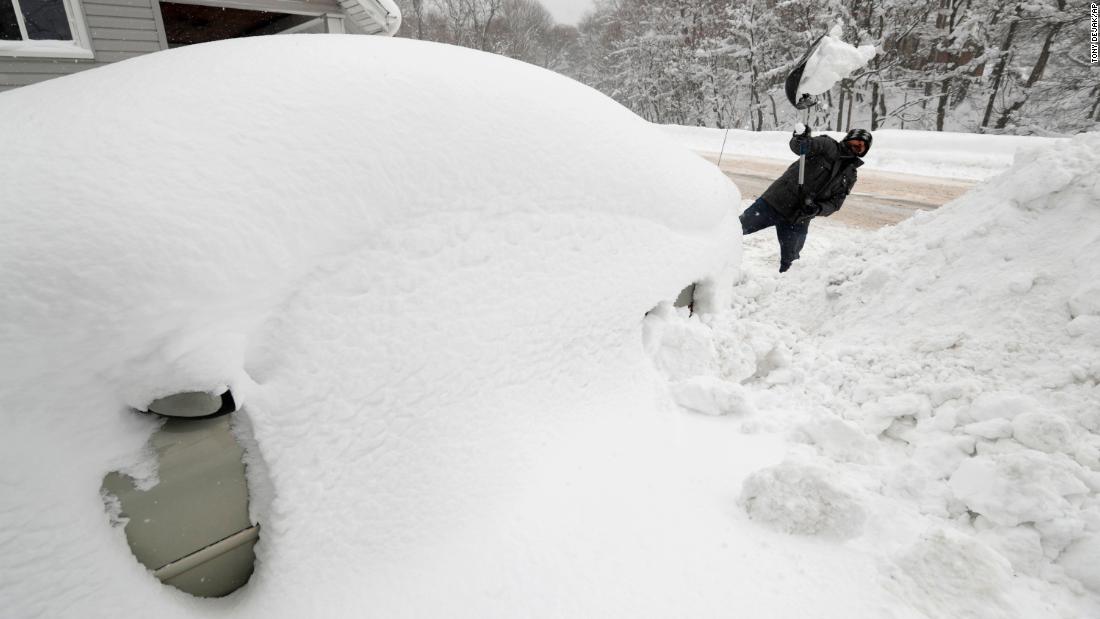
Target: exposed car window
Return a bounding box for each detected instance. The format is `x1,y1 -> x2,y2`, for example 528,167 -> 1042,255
102,392 -> 259,598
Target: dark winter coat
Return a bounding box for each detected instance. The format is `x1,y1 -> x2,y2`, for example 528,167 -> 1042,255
760,134 -> 864,224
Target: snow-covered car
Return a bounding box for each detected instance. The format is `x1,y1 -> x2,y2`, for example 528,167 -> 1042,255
0,35 -> 739,614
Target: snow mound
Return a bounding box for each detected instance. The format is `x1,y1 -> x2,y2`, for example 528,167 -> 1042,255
740,461 -> 866,539
722,131 -> 1100,613
0,36 -> 742,618
773,133 -> 1100,364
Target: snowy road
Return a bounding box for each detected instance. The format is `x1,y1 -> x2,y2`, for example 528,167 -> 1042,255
698,153 -> 976,229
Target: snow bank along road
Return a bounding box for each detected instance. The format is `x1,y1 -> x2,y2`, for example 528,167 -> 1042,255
649,132 -> 1100,618
700,153 -> 976,229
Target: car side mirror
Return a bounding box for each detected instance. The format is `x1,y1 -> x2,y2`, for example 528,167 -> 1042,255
145,390 -> 236,419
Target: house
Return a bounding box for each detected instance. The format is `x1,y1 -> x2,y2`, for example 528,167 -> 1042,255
0,0 -> 399,92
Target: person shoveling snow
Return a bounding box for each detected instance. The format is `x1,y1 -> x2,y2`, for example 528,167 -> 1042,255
743,23 -> 877,273
739,125 -> 871,272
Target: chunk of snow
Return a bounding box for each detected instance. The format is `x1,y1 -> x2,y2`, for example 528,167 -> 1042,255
739,461 -> 866,539
791,416 -> 879,464
1011,412 -> 1077,454
912,436 -> 976,480
797,36 -> 876,100
962,419 -> 1015,440
1034,517 -> 1086,558
929,380 -> 983,407
1059,534 -> 1100,592
1067,315 -> 1100,343
886,528 -> 1015,618
643,311 -> 720,382
1073,435 -> 1100,470
1069,285 -> 1100,318
963,391 -> 1040,424
924,406 -> 959,432
1002,145 -> 1079,207
977,526 -> 1045,576
948,452 -> 1089,526
1006,271 -> 1036,294
670,376 -> 753,416
858,393 -> 930,435
859,266 -> 892,294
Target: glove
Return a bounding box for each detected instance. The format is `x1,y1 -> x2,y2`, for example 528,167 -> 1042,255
799,197 -> 821,217
793,123 -> 812,138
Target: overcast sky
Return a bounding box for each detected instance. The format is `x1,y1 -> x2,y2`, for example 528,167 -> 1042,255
539,0 -> 594,25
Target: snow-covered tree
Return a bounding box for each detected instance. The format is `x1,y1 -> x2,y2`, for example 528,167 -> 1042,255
392,0 -> 1094,135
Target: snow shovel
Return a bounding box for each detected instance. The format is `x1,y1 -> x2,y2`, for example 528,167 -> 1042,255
784,34 -> 826,210
784,34 -> 826,111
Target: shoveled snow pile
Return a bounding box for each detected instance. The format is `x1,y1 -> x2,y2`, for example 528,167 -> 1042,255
646,132 -> 1100,617
0,35 -> 748,618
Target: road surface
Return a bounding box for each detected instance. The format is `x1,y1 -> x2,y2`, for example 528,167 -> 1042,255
698,153 -> 977,229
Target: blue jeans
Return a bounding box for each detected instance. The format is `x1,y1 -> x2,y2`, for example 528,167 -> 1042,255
739,198 -> 808,273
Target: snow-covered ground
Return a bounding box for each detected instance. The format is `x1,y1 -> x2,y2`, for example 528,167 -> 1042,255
661,124 -> 1068,181
1,34 -> 1098,619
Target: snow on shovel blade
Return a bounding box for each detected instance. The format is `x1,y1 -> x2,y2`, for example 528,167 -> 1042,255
785,34 -> 825,110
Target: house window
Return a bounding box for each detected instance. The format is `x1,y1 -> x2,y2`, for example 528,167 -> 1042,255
159,2 -> 316,48
0,0 -> 93,58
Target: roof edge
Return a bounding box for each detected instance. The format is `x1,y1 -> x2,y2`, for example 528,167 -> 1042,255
352,0 -> 401,36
